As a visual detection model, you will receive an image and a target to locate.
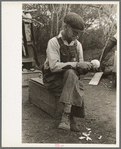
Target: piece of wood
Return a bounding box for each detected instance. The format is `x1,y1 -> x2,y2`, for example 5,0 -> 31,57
30,77 -> 44,85
22,70 -> 41,86
29,78 -> 56,117
84,72 -> 95,80
29,77 -> 85,118
112,72 -> 116,88
89,72 -> 103,85
112,51 -> 117,73
99,20 -> 115,63
111,51 -> 117,88
22,57 -> 35,63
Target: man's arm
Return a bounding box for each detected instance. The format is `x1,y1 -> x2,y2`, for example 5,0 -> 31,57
47,38 -> 77,72
77,41 -> 84,62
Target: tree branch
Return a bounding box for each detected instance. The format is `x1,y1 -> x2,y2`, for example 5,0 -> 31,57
22,17 -> 44,26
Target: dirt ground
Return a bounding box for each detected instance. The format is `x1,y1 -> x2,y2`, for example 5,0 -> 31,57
22,76 -> 116,144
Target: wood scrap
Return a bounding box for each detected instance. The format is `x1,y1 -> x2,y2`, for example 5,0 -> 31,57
84,72 -> 95,80
89,72 -> 103,85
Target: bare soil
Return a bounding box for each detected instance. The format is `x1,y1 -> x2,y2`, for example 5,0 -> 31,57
22,77 -> 116,144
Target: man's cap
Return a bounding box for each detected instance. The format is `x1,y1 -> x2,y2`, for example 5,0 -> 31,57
64,12 -> 85,31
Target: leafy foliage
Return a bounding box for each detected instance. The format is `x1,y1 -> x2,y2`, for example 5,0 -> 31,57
22,3 -> 117,54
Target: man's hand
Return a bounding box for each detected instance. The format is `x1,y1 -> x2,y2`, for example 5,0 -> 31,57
76,62 -> 92,71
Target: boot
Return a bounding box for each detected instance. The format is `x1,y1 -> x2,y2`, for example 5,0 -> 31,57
58,112 -> 70,130
70,114 -> 80,132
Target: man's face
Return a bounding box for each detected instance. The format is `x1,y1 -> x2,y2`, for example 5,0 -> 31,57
64,25 -> 81,43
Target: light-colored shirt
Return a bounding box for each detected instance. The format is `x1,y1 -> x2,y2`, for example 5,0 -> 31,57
114,33 -> 117,40
44,31 -> 84,72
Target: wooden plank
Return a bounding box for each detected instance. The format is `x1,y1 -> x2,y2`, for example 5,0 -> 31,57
30,77 -> 44,85
22,57 -> 35,63
84,72 -> 95,80
112,51 -> 117,73
22,71 -> 41,86
27,41 -> 33,45
22,69 -> 41,74
89,72 -> 103,85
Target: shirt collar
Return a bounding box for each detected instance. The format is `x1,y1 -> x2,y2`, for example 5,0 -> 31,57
58,30 -> 75,46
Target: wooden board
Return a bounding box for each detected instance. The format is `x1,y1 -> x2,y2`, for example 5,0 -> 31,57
22,70 -> 41,86
89,72 -> 103,85
29,78 -> 56,117
112,51 -> 117,73
30,77 -> 44,85
84,72 -> 95,80
22,57 -> 35,63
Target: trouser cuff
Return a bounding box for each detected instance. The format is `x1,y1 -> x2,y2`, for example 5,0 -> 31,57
64,104 -> 72,113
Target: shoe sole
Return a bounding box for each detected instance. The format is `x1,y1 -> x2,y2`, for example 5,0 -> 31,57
58,125 -> 70,131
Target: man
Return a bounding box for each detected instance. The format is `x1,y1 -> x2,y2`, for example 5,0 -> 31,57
42,12 -> 92,131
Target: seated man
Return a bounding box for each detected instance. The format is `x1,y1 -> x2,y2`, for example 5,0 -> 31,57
42,12 -> 92,131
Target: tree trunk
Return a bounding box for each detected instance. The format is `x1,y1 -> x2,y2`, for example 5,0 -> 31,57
50,5 -> 54,38
56,12 -> 59,35
62,4 -> 68,27
68,4 -> 71,12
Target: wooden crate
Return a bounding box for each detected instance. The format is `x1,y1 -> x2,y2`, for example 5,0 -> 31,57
29,78 -> 85,118
29,78 -> 56,117
22,70 -> 41,87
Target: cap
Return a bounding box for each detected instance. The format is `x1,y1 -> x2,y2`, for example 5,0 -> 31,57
64,12 -> 85,31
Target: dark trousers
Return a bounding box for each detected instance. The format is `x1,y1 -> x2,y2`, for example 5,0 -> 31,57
43,69 -> 85,118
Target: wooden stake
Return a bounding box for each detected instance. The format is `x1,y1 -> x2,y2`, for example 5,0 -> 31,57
99,20 -> 115,63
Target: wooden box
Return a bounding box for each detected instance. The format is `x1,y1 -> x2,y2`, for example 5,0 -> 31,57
22,70 -> 41,87
29,78 -> 56,117
29,78 -> 85,118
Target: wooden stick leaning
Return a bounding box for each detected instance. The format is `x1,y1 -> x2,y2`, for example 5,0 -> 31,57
89,20 -> 115,85
99,20 -> 116,63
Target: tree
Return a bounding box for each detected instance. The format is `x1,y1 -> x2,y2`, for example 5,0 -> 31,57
22,3 -> 117,54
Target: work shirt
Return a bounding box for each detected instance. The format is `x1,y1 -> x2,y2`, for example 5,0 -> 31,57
43,31 -> 85,116
114,33 -> 117,40
44,31 -> 84,72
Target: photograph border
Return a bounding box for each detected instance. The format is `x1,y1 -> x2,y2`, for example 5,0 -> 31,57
1,0 -> 120,148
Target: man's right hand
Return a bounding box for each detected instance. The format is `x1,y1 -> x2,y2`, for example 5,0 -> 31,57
76,62 -> 92,71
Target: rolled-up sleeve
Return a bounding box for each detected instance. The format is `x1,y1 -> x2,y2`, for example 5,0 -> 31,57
47,38 -> 77,72
77,41 -> 84,62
